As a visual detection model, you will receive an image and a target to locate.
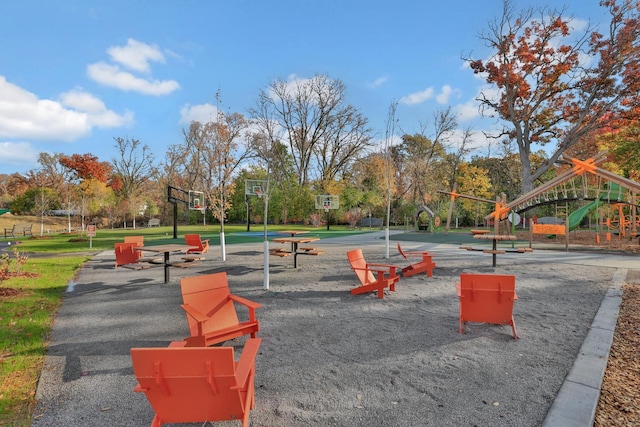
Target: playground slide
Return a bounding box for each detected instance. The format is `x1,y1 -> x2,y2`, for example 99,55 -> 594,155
567,199 -> 599,231
567,183 -> 625,231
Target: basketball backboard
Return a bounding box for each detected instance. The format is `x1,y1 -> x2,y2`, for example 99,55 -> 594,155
315,195 -> 339,211
245,179 -> 268,198
188,190 -> 205,211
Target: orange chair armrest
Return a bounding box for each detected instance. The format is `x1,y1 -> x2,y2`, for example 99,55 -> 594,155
404,250 -> 430,256
352,264 -> 396,275
229,294 -> 262,310
180,303 -> 209,323
366,262 -> 397,269
229,294 -> 262,322
234,338 -> 262,388
365,263 -> 398,275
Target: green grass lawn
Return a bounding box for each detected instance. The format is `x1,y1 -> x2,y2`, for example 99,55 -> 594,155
0,255 -> 89,426
6,224 -> 379,253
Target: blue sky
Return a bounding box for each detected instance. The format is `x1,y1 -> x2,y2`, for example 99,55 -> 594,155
0,1 -> 608,176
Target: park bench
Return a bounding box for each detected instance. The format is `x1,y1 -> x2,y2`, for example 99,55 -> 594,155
347,249 -> 400,299
180,272 -> 261,346
4,223 -> 33,238
131,337 -> 261,427
397,243 -> 436,278
147,218 -> 160,227
455,273 -> 518,339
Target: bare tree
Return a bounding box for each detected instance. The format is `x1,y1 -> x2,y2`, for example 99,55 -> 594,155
251,74 -> 373,186
180,99 -> 252,259
111,137 -> 156,228
396,108 -> 457,205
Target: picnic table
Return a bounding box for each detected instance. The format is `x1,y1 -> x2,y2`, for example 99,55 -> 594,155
271,236 -> 323,268
460,234 -> 519,267
278,230 -> 309,237
135,244 -> 199,283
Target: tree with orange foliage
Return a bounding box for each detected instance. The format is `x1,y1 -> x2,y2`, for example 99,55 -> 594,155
59,153 -> 111,183
59,153 -> 115,230
468,0 -> 640,194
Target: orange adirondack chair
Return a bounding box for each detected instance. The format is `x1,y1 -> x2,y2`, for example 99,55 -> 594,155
184,234 -> 209,254
347,249 -> 400,299
396,242 -> 436,277
456,273 -> 518,339
131,337 -> 262,427
124,236 -> 144,260
180,272 -> 261,346
114,242 -> 150,269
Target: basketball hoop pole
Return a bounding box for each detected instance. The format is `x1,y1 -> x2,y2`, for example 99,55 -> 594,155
263,176 -> 270,291
326,207 -> 330,231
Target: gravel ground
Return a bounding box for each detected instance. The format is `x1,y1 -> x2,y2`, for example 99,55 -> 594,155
31,232 -> 629,427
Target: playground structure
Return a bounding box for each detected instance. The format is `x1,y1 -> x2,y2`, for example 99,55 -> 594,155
442,152 -> 640,247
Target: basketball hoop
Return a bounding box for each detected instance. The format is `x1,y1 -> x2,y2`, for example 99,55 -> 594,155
255,189 -> 263,199
194,205 -> 206,213
323,201 -> 331,213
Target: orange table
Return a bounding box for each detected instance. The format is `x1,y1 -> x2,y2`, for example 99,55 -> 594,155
272,237 -> 320,268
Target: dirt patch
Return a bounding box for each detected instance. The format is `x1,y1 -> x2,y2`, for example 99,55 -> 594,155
595,282 -> 640,426
0,287 -> 22,297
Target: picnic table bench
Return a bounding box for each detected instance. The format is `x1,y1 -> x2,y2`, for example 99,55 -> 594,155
460,234 -> 530,267
470,229 -> 491,235
4,223 -> 33,238
271,237 -> 324,268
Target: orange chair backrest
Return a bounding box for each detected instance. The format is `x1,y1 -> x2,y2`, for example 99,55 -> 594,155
114,242 -> 139,266
347,249 -> 376,285
180,272 -> 240,336
458,273 -> 516,324
397,243 -> 408,260
185,234 -> 205,249
124,236 -> 144,259
130,346 -> 245,424
124,235 -> 144,246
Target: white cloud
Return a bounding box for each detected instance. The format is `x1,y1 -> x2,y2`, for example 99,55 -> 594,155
88,39 -> 180,96
367,76 -> 388,88
436,85 -> 453,104
455,100 -> 481,122
399,87 -> 434,105
107,38 -> 165,73
179,103 -> 219,124
87,62 -> 179,96
0,77 -> 90,141
60,88 -> 134,128
0,141 -> 40,165
0,77 -> 132,144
